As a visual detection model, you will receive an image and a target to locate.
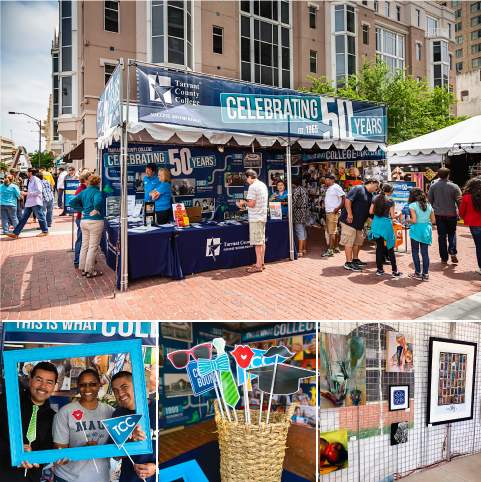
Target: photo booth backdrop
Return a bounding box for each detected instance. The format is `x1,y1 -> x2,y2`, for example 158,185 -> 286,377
317,322 -> 481,482
101,144 -> 287,219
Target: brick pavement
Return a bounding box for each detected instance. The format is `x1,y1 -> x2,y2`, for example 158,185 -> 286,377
159,418 -> 315,481
1,210 -> 480,320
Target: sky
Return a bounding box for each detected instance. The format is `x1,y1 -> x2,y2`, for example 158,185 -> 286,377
1,0 -> 59,155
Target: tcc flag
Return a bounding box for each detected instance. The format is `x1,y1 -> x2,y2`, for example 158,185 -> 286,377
102,414 -> 143,449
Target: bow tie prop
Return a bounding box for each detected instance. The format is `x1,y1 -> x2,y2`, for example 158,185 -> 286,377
197,353 -> 231,376
247,356 -> 318,424
208,338 -> 240,423
72,409 -> 99,473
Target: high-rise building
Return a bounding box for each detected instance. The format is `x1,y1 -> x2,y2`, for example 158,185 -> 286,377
0,137 -> 17,168
53,1 -> 456,169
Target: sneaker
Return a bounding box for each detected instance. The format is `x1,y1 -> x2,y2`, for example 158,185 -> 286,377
344,262 -> 362,272
408,272 -> 423,281
352,259 -> 367,267
451,255 -> 459,264
376,269 -> 385,276
422,273 -> 430,282
441,260 -> 448,265
392,270 -> 403,278
383,258 -> 392,265
322,249 -> 334,257
333,247 -> 341,254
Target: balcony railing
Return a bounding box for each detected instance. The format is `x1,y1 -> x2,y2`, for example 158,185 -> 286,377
426,27 -> 450,39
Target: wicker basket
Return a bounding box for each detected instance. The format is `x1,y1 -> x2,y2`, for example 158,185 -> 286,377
214,401 -> 296,482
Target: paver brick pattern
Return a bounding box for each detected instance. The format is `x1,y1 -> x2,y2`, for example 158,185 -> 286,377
1,213 -> 480,320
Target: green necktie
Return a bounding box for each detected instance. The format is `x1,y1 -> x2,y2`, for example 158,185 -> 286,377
26,406 -> 38,445
221,371 -> 240,407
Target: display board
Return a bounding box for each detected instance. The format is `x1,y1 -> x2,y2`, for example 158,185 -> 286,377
102,144 -> 286,219
96,62 -> 121,137
65,179 -> 81,214
391,181 -> 416,213
136,66 -> 387,144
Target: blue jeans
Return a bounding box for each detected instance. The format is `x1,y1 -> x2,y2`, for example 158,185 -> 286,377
1,205 -> 19,234
411,238 -> 430,274
74,218 -> 82,265
435,215 -> 457,261
43,198 -> 54,227
470,226 -> 481,270
16,198 -> 23,219
57,188 -> 64,208
13,205 -> 48,234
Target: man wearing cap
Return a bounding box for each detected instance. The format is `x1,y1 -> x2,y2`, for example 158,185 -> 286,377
10,168 -> 24,219
0,361 -> 70,482
56,167 -> 67,210
322,173 -> 345,258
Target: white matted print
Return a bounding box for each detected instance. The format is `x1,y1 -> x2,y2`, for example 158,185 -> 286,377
193,198 -> 215,213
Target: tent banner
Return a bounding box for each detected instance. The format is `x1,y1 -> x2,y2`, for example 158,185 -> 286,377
135,66 -> 387,144
96,62 -> 121,137
302,147 -> 385,162
101,143 -> 287,219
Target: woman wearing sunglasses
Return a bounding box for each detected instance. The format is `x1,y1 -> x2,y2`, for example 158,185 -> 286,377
51,369 -> 115,482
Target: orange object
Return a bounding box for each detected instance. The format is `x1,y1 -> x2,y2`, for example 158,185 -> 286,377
393,223 -> 403,248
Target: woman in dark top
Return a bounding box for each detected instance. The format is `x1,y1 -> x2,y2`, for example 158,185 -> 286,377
368,183 -> 403,277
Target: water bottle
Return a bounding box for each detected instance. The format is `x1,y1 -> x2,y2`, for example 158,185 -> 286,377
147,216 -> 152,230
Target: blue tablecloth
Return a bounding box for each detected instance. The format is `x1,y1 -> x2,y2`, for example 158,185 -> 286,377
101,219 -> 295,284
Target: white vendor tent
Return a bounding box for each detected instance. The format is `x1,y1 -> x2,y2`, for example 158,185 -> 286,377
387,115 -> 481,168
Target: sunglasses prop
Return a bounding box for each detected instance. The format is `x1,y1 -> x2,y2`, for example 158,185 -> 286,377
167,342 -> 228,421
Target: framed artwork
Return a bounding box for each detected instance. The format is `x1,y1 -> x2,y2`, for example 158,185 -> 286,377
386,331 -> 414,373
319,429 -> 348,475
3,339 -> 152,466
159,460 -> 209,482
391,422 -> 409,445
427,337 -> 477,426
389,385 -> 410,411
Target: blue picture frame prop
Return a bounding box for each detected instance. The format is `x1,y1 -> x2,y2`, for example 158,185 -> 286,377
3,339 -> 152,466
158,460 -> 209,482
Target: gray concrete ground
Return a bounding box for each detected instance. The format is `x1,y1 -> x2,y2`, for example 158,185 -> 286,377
416,290 -> 481,320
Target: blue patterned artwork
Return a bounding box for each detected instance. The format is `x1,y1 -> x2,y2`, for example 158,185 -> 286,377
389,385 -> 409,411
393,390 -> 406,406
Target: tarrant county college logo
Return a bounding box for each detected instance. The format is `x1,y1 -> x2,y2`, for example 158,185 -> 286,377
148,74 -> 173,108
206,238 -> 221,261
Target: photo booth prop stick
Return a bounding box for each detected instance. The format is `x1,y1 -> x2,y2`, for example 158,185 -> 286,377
231,345 -> 255,424
166,343 -> 226,420
102,414 -> 145,482
72,409 -> 99,473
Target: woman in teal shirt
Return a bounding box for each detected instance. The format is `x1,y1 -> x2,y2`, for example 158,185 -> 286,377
0,175 -> 21,234
269,179 -> 288,217
151,168 -> 173,224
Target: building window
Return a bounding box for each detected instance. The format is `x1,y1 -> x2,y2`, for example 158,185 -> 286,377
151,1 -> 193,69
60,0 -> 72,72
417,77 -> 422,82
385,2 -> 389,17
416,43 -> 421,61
449,53 -> 452,70
52,75 -> 59,118
52,53 -> 59,74
396,6 -> 400,22
455,48 -> 463,58
455,35 -> 463,45
310,50 -> 317,73
363,24 -> 369,45
432,40 -> 449,88
104,1 -> 119,33
81,118 -> 85,135
375,27 -> 405,73
309,6 -> 316,29
240,1 -> 250,13
473,57 -> 481,67
472,29 -> 481,40
472,43 -> 481,54
374,1 -> 378,13
472,16 -> 481,27
61,76 -> 72,114
53,120 -> 59,141
455,22 -> 462,32
334,4 -> 356,87
448,23 -> 451,38
415,9 -> 420,27
454,8 -> 461,20
461,90 -> 469,100
213,26 -> 223,54
240,1 -> 291,88
456,61 -> 463,71
426,16 -> 437,37
104,64 -> 116,84
471,2 -> 481,13
451,1 -> 461,6
362,1 -> 367,5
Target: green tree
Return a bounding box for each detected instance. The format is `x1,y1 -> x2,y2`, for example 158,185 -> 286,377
0,162 -> 9,172
302,57 -> 468,145
29,150 -> 55,171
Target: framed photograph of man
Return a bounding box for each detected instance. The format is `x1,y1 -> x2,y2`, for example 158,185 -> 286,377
3,339 -> 152,465
172,178 -> 195,196
427,337 -> 477,426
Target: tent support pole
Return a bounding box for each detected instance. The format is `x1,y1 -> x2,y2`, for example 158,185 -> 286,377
119,58 -> 128,293
286,143 -> 294,261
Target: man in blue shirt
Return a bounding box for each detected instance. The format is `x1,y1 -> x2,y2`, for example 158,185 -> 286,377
143,163 -> 160,203
111,371 -> 157,481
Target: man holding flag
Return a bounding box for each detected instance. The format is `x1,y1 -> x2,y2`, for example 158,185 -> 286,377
0,362 -> 70,482
109,371 -> 157,482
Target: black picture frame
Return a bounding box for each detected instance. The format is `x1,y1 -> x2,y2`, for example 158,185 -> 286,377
388,384 -> 410,411
427,337 -> 477,426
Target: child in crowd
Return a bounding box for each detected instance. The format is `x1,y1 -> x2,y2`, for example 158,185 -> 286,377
405,187 -> 435,281
368,183 -> 403,277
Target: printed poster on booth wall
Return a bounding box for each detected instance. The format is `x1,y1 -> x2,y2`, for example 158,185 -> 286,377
269,202 -> 282,220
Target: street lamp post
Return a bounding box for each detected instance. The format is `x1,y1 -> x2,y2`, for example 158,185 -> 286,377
8,112 -> 42,169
